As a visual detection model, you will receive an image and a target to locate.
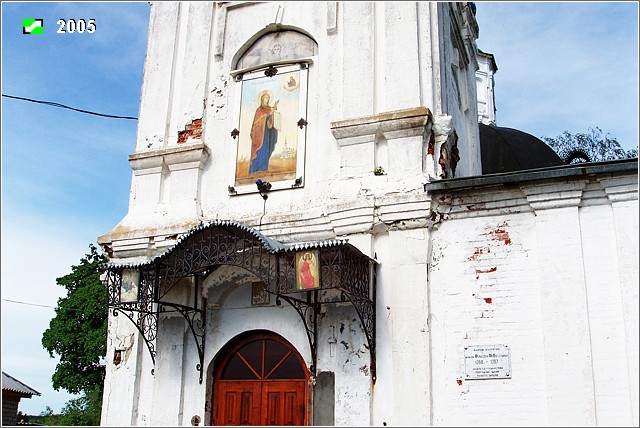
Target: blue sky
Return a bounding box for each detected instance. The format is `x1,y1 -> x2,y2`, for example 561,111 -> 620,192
1,1 -> 150,414
1,0 -> 638,416
475,2 -> 639,150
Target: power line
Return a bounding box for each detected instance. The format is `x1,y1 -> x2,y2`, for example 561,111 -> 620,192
2,94 -> 138,120
1,298 -> 182,314
2,298 -> 82,311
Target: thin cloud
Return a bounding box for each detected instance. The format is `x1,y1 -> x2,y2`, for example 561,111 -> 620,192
51,2 -> 150,76
475,2 -> 638,149
1,222 -> 95,413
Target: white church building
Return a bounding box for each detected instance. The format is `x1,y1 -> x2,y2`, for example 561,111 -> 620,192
98,2 -> 638,426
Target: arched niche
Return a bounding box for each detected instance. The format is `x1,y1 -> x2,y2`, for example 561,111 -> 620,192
233,27 -> 318,72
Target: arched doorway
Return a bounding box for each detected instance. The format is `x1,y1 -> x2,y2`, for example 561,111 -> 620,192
212,331 -> 309,426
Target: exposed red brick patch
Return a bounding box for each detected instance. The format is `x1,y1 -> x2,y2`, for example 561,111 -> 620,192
449,142 -> 460,177
178,118 -> 203,144
475,266 -> 497,279
484,298 -> 492,304
468,246 -> 491,261
493,229 -> 511,245
427,132 -> 435,155
456,379 -> 463,386
481,221 -> 512,245
475,267 -> 497,275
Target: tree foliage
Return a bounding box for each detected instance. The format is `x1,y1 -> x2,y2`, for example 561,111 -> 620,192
29,392 -> 104,426
41,244 -> 108,425
55,386 -> 104,426
29,406 -> 60,426
542,127 -> 638,164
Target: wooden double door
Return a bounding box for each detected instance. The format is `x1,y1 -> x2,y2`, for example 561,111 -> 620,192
213,333 -> 309,426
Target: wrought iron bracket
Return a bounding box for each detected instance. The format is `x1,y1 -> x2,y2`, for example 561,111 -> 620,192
112,307 -> 158,374
340,291 -> 376,382
105,269 -> 159,375
275,293 -> 319,376
159,302 -> 206,383
104,221 -> 377,385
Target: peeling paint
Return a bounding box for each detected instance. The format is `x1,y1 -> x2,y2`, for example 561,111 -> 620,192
210,75 -> 229,119
427,132 -> 435,155
113,333 -> 135,369
466,203 -> 486,211
494,230 -> 511,245
481,221 -> 512,245
430,239 -> 445,269
177,118 -> 202,144
438,194 -> 452,205
427,210 -> 447,229
467,246 -> 490,261
474,310 -> 494,319
475,267 -> 497,275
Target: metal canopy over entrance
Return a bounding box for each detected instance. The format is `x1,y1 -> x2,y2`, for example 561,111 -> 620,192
102,220 -> 377,383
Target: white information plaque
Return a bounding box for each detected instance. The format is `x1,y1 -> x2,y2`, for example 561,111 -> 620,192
464,344 -> 511,380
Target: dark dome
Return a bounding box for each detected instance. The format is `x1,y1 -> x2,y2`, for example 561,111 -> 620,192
479,123 -> 564,174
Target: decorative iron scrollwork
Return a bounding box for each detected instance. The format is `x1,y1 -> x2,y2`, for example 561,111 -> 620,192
231,128 -> 239,139
277,294 -> 319,376
340,290 -> 376,382
159,302 -> 206,383
104,268 -> 159,366
104,221 -> 377,384
297,118 -> 308,129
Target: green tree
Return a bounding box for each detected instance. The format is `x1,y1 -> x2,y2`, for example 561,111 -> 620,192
542,127 -> 638,164
55,386 -> 103,426
39,406 -> 54,418
41,244 -> 108,425
33,406 -> 62,426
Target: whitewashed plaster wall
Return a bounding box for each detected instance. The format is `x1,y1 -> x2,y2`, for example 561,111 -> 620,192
371,227 -> 432,426
199,263 -> 372,426
99,1 -> 481,255
426,171 -> 639,426
437,2 -> 481,179
476,52 -> 497,126
99,3 -> 479,422
101,313 -> 155,426
97,2 -> 640,427
97,2 -> 489,426
101,165 -> 639,427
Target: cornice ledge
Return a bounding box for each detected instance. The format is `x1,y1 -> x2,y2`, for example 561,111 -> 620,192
520,181 -> 586,211
129,143 -> 209,172
330,107 -> 432,146
598,176 -> 639,204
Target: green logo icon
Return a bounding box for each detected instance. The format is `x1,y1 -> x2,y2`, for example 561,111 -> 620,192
23,18 -> 44,34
